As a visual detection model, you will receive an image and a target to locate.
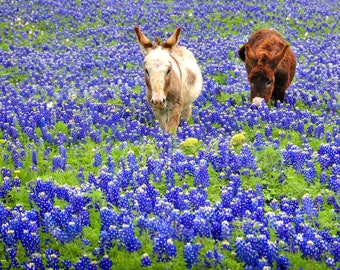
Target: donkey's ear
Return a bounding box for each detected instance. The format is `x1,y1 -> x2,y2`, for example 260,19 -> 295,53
134,26 -> 153,55
163,27 -> 181,50
269,45 -> 289,70
245,45 -> 257,67
238,43 -> 247,62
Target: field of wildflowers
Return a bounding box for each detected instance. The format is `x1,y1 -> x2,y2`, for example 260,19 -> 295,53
0,0 -> 339,269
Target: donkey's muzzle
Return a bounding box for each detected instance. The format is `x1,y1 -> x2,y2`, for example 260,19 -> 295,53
151,97 -> 166,109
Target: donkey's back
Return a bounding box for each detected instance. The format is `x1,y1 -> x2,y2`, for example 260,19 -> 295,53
171,46 -> 202,109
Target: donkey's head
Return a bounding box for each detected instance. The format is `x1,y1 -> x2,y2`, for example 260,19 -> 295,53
245,44 -> 289,105
134,26 -> 181,110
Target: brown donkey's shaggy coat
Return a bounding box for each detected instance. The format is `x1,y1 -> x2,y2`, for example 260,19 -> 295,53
239,29 -> 296,106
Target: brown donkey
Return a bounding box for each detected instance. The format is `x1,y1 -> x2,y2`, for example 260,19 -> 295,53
238,29 -> 296,106
134,26 -> 202,132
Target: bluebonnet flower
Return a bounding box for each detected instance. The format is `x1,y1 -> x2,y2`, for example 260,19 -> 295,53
127,150 -> 139,171
235,236 -> 257,266
165,187 -> 189,211
46,250 -> 60,269
319,172 -> 328,185
12,150 -> 23,169
28,253 -> 44,269
183,242 -> 202,269
65,220 -> 81,241
97,170 -> 113,191
6,247 -> 20,269
35,192 -> 54,217
270,199 -> 279,210
264,124 -> 273,139
314,123 -> 324,139
294,226 -> 326,261
119,223 -> 141,252
331,241 -> 340,263
204,246 -> 224,268
180,210 -> 195,230
87,172 -> 97,186
186,188 -> 208,210
100,207 -> 119,231
76,167 -> 85,183
117,167 -> 133,190
193,217 -> 211,238
193,159 -> 210,188
2,228 -> 16,248
253,131 -> 265,151
276,254 -> 291,269
99,255 -> 112,270
141,253 -> 152,267
69,191 -> 91,213
52,155 -> 66,171
93,152 -> 102,167
273,219 -> 295,247
314,194 -> 324,211
74,255 -> 91,269
105,179 -> 120,206
241,144 -> 258,170
165,161 -> 175,189
62,259 -> 73,270
329,173 -> 340,193
0,176 -> 21,199
153,236 -> 177,262
21,230 -> 41,256
107,156 -> 115,174
221,220 -> 232,240
32,150 -> 37,166
221,187 -> 234,208
148,157 -> 164,183
135,167 -> 149,186
303,161 -> 317,183
325,257 -> 335,267
52,227 -> 69,244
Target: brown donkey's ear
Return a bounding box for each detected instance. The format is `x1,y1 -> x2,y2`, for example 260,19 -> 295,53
245,45 -> 257,67
163,27 -> 181,50
238,43 -> 247,62
134,26 -> 153,55
269,44 -> 289,70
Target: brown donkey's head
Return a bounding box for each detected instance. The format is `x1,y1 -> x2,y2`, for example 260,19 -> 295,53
244,44 -> 289,106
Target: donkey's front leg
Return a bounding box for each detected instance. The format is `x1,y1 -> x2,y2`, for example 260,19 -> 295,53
152,108 -> 168,131
166,103 -> 182,133
181,104 -> 192,121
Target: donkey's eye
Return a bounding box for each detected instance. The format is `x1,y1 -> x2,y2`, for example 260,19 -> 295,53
145,69 -> 150,76
266,80 -> 272,86
166,69 -> 171,76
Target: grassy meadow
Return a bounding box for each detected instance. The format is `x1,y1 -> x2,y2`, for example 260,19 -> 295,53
0,0 -> 339,269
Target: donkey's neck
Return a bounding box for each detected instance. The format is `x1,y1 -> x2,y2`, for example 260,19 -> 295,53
170,53 -> 182,87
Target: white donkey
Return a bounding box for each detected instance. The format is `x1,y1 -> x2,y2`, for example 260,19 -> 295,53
134,26 -> 202,133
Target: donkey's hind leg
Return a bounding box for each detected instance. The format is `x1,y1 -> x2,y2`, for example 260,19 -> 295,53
181,104 -> 192,121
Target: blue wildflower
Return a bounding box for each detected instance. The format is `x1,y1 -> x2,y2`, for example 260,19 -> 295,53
141,253 -> 152,267
183,242 -> 202,269
119,223 -> 141,252
93,152 -> 102,167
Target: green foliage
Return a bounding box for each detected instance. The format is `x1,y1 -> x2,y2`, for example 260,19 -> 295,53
179,137 -> 203,157
285,252 -> 329,270
0,66 -> 29,85
230,132 -> 246,147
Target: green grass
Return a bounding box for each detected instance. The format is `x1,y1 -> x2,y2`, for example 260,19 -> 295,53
0,1 -> 339,269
